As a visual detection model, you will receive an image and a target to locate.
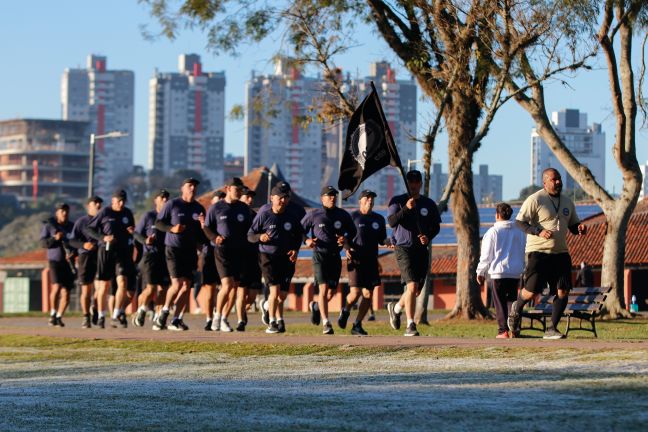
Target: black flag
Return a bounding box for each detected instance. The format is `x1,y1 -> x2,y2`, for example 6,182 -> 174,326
338,82 -> 403,200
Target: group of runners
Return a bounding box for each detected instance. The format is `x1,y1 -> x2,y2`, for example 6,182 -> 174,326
40,169 -> 441,336
40,166 -> 584,339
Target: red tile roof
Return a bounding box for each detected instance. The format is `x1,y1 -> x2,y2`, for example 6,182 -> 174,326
0,249 -> 47,266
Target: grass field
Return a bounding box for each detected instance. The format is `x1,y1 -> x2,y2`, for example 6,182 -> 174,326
1,321 -> 648,431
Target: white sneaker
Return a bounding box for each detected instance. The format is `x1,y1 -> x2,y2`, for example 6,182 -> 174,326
221,319 -> 233,332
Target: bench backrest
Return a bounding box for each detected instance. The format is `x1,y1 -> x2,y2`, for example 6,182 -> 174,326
531,287 -> 611,313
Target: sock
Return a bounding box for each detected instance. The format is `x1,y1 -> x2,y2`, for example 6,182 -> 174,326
56,314 -> 62,318
323,319 -> 330,326
162,307 -> 169,313
394,304 -> 403,314
407,319 -> 414,326
551,295 -> 568,329
138,306 -> 146,313
50,309 -> 56,316
112,309 -> 119,319
270,318 -> 277,324
238,320 -> 244,324
206,317 -> 212,322
99,311 -> 106,318
214,313 -> 221,322
178,312 -> 184,319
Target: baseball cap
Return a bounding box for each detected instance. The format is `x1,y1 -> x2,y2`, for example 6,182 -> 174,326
406,170 -> 422,181
55,202 -> 70,211
182,177 -> 200,186
86,195 -> 103,204
359,189 -> 377,199
155,189 -> 170,199
271,185 -> 289,198
321,186 -> 339,196
112,189 -> 127,201
212,190 -> 226,199
241,187 -> 256,197
226,177 -> 244,187
277,181 -> 291,192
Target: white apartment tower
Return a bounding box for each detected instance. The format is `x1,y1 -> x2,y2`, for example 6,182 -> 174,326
149,54 -> 226,187
640,160 -> 648,200
531,109 -> 605,191
245,59 -> 417,204
61,55 -> 134,198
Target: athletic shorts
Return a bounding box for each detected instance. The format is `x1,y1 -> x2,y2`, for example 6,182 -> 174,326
77,251 -> 97,285
347,252 -> 381,289
394,245 -> 429,287
49,260 -> 75,290
165,246 -> 197,280
524,252 -> 572,295
110,268 -> 139,295
214,244 -> 244,281
312,250 -> 342,289
259,252 -> 295,291
240,247 -> 262,290
96,244 -> 136,282
200,247 -> 220,286
139,251 -> 169,286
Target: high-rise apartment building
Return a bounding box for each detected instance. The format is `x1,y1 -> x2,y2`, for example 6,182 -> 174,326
473,164 -> 503,204
531,109 -> 605,191
245,59 -> 416,204
0,119 -> 89,202
640,160 -> 648,200
148,54 -> 226,188
61,55 -> 134,198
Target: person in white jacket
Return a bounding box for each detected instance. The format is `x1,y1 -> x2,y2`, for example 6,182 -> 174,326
476,202 -> 526,338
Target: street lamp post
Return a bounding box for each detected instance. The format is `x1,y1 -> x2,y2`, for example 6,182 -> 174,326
88,131 -> 129,197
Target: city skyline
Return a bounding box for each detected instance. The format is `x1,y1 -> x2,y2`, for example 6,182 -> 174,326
1,1 -> 646,200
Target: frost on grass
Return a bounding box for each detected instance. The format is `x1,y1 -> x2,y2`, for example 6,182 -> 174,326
0,349 -> 647,431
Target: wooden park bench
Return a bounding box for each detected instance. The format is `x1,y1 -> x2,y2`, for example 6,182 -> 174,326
521,286 -> 612,338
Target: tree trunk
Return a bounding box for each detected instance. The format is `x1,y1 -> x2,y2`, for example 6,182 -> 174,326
443,104 -> 491,319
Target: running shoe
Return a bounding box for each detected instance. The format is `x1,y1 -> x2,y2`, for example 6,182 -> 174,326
543,327 -> 566,340
177,319 -> 189,331
82,314 -> 91,329
110,317 -> 120,328
404,323 -> 419,337
367,313 -> 376,322
310,301 -> 321,325
118,312 -> 128,329
168,318 -> 183,331
204,320 -> 213,331
261,301 -> 269,326
221,319 -> 233,332
351,323 -> 368,336
48,315 -> 57,326
211,318 -> 221,331
132,309 -> 146,327
265,322 -> 280,334
236,321 -> 246,332
97,317 -> 105,329
322,322 -> 334,335
387,302 -> 401,330
277,319 -> 286,333
152,310 -> 169,331
496,331 -> 509,339
337,309 -> 350,329
54,317 -> 65,327
91,305 -> 98,325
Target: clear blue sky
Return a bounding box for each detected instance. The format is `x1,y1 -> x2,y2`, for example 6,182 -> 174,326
1,1 -> 645,200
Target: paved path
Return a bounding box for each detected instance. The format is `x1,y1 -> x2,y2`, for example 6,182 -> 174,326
1,317 -> 646,349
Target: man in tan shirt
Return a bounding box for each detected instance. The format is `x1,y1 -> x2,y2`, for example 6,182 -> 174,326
510,168 -> 587,339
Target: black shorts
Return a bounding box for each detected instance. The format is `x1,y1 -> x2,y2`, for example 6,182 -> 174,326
394,245 -> 429,287
524,252 -> 572,294
259,252 -> 295,291
96,245 -> 136,282
214,245 -> 244,281
110,268 -> 139,294
200,247 -> 220,286
166,246 -> 197,280
140,251 -> 169,286
347,252 -> 381,288
49,260 -> 75,290
77,251 -> 97,285
240,247 -> 262,290
312,250 -> 342,289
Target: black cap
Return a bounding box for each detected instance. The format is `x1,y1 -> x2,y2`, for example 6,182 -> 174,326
406,170 -> 422,181
226,177 -> 244,187
55,202 -> 70,211
271,185 -> 289,198
277,181 -> 291,192
241,187 -> 256,197
321,185 -> 339,196
359,189 -> 377,199
86,195 -> 103,204
212,190 -> 226,199
155,189 -> 170,199
182,177 -> 200,186
112,189 -> 127,201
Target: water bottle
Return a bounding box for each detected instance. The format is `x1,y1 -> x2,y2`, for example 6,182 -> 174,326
105,241 -> 111,252
630,295 -> 639,313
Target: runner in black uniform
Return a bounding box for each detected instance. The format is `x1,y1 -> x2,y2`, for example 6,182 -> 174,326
40,203 -> 75,327
256,181 -> 306,325
70,196 -> 103,328
85,190 -> 136,329
386,170 -> 441,336
132,189 -> 170,327
153,178 -> 206,331
198,191 -> 224,331
338,190 -> 388,336
236,187 -> 261,331
301,186 -> 356,335
203,177 -> 252,332
248,185 -> 303,333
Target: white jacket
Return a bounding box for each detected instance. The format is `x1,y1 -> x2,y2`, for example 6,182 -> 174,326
476,220 -> 526,280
